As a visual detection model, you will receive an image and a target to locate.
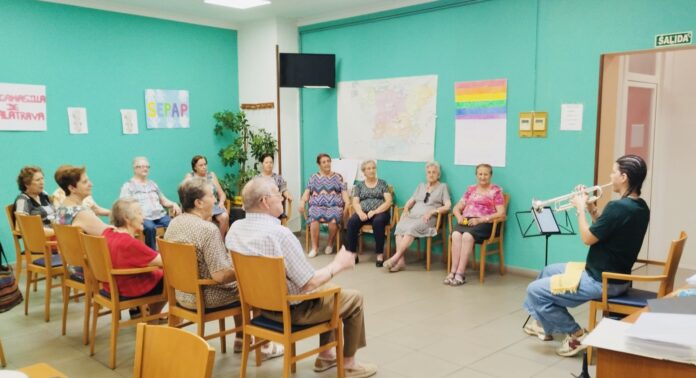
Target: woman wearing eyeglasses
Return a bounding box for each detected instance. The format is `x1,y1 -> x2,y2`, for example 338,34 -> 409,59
384,161 -> 451,272
446,163 -> 504,286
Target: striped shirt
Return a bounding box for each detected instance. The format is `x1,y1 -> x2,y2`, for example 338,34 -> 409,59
119,179 -> 167,220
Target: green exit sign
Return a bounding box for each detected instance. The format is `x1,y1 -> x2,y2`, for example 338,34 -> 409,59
655,32 -> 693,47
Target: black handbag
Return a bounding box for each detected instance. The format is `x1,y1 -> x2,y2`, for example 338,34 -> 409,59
0,242 -> 23,313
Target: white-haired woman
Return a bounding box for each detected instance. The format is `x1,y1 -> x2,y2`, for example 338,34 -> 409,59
345,160 -> 392,267
384,162 -> 451,272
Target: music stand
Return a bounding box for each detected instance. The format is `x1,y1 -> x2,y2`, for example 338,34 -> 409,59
516,206 -> 576,329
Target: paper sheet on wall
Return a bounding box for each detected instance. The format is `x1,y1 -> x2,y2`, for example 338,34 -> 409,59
0,83 -> 47,131
337,75 -> 437,162
453,79 -> 507,167
330,158 -> 361,190
120,109 -> 139,134
67,107 -> 88,134
560,103 -> 583,131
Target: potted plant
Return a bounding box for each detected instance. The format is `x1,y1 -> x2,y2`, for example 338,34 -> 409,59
213,110 -> 277,202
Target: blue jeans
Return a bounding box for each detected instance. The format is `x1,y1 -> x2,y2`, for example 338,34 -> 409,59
143,215 -> 171,250
523,263 -> 629,334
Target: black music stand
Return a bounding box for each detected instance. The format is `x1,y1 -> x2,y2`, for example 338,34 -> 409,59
517,207 -> 576,329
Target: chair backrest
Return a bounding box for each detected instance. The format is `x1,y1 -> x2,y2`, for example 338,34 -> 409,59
53,224 -> 87,269
80,233 -> 116,292
230,252 -> 288,312
157,239 -> 200,294
15,214 -> 47,256
659,231 -> 688,296
4,204 -> 18,233
133,323 -> 215,378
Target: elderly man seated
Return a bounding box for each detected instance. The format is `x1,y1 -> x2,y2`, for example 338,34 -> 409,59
120,156 -> 181,249
226,177 -> 377,378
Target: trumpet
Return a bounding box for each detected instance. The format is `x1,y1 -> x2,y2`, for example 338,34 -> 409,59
532,183 -> 612,213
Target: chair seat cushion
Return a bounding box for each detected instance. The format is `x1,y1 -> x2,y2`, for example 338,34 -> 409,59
34,254 -> 63,267
206,301 -> 241,314
607,288 -> 658,307
251,315 -> 315,333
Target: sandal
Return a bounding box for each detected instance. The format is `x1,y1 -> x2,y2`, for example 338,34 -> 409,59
382,258 -> 395,269
261,342 -> 285,361
443,273 -> 455,285
451,274 -> 466,286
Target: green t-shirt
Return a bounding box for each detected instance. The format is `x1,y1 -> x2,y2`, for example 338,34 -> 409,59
585,197 -> 650,284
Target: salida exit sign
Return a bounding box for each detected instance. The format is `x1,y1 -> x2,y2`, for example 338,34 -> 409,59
655,31 -> 693,47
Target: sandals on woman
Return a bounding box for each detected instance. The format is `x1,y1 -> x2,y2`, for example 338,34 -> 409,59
443,273 -> 455,285
444,273 -> 466,286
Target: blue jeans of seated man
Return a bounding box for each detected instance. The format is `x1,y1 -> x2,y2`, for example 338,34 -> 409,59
143,215 -> 171,250
523,263 -> 629,335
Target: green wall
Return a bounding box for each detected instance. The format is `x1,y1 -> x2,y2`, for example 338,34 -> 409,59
0,0 -> 238,263
298,0 -> 696,270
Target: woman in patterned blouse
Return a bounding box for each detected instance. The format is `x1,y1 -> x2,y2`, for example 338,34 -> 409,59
345,160 -> 392,267
298,153 -> 349,258
13,166 -> 56,237
257,153 -> 292,219
446,163 -> 505,286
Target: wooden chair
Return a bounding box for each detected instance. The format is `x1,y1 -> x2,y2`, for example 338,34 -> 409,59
302,204 -> 344,253
0,337 -> 6,367
15,214 -> 64,322
587,231 -> 688,363
349,186 -> 396,258
393,207 -> 448,271
157,238 -> 243,354
4,204 -> 24,278
53,224 -> 91,345
447,193 -> 510,283
133,323 -> 216,378
80,233 -> 167,369
281,197 -> 293,227
230,252 -> 344,378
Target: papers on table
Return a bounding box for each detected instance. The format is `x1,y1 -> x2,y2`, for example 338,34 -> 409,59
584,313 -> 696,364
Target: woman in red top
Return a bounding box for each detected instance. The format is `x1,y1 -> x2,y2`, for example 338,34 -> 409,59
102,198 -> 166,316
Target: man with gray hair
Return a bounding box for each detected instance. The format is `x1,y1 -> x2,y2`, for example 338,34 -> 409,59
120,156 -> 181,249
225,177 -> 377,378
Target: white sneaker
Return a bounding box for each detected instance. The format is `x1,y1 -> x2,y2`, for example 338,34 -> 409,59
308,249 -> 317,258
523,319 -> 553,341
324,246 -> 334,255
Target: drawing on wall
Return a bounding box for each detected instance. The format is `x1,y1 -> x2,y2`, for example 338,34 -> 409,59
337,75 -> 438,162
67,107 -> 88,134
0,82 -> 47,131
145,89 -> 189,129
120,109 -> 138,134
454,79 -> 507,167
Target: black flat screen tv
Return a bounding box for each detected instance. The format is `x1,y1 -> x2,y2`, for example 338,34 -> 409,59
279,53 -> 335,88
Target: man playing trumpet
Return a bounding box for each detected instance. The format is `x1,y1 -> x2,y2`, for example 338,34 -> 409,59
522,155 -> 650,357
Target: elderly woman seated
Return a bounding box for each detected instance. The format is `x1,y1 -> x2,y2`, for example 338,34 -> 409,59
384,161 -> 451,272
164,177 -> 284,358
298,153 -> 349,258
446,163 -> 505,286
14,166 -> 56,237
101,198 -> 166,316
344,160 -> 392,267
184,155 -> 229,237
53,165 -> 111,236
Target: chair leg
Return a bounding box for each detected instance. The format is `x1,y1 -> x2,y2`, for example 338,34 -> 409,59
447,236 -> 452,273
44,272 -> 52,322
24,271 -> 32,316
240,333 -> 251,378
498,242 -> 506,276
479,244 -> 487,283
282,341 -> 292,378
426,237 -> 432,271
587,302 -> 598,364
13,238 -> 22,281
386,230 -> 391,259
219,318 -> 227,354
90,303 -> 99,356
290,343 -> 297,373
61,284 -> 69,335
0,337 -> 6,368
83,290 -> 91,345
305,226 -> 310,252
358,232 -> 363,254
337,320 -> 345,378
109,311 -> 119,369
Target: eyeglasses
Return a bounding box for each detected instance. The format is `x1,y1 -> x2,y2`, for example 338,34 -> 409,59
424,192 -> 431,203
135,165 -> 150,169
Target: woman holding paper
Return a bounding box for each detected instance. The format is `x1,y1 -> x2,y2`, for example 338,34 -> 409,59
446,163 -> 505,286
522,155 -> 650,357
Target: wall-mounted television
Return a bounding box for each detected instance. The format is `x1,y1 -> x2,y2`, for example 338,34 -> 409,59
279,53 -> 335,88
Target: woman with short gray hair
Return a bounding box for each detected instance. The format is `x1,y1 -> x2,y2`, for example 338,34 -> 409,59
384,161 -> 451,272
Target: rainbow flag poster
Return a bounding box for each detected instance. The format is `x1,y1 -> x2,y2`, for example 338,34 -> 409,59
454,79 -> 507,167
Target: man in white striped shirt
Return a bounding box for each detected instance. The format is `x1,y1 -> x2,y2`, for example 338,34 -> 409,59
226,177 -> 377,378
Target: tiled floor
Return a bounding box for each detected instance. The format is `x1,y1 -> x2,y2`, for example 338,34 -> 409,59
1,237 -> 693,377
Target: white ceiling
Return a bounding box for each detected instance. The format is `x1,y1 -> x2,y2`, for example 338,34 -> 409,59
42,0 -> 435,29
